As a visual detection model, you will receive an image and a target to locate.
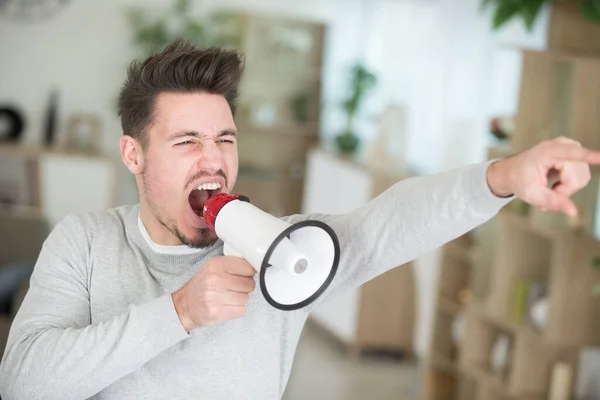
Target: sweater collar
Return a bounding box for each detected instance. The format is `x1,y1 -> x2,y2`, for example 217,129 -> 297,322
126,205 -> 224,268
137,213 -> 204,256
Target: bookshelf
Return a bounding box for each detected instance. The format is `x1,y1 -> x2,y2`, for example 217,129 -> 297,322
422,4 -> 600,396
422,204 -> 600,400
231,12 -> 326,217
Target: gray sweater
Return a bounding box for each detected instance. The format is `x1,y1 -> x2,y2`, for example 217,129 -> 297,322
0,161 -> 512,400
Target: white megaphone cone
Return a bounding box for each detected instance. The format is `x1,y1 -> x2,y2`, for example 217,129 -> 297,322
202,193 -> 340,311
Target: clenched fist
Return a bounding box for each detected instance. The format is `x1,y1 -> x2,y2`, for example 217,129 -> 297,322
172,256 -> 257,332
487,136 -> 600,217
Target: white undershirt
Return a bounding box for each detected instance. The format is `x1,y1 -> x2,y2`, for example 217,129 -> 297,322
137,214 -> 204,255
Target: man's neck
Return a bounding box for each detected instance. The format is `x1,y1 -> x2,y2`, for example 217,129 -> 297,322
138,204 -> 182,247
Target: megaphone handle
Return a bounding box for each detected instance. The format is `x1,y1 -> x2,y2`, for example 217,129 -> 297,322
223,242 -> 260,273
223,242 -> 243,258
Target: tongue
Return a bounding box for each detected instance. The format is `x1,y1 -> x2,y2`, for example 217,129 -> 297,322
189,190 -> 210,216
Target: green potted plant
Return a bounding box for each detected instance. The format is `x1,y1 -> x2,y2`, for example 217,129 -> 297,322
291,92 -> 311,124
481,0 -> 600,31
335,63 -> 377,156
125,0 -> 242,57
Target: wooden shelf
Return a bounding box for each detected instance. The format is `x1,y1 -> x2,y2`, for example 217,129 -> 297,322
468,301 -> 519,336
243,64 -> 322,82
445,241 -> 477,264
461,361 -> 507,396
430,308 -> 462,366
493,44 -> 600,62
486,212 -> 600,348
438,298 -> 463,316
436,234 -> 476,314
421,365 -> 478,400
0,143 -> 111,161
431,352 -> 458,374
235,120 -> 321,137
497,210 -> 557,241
424,182 -> 600,400
0,204 -> 44,220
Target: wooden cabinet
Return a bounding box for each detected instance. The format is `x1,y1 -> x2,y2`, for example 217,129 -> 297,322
422,206 -> 600,400
230,12 -> 326,217
301,147 -> 416,357
422,146 -> 600,400
0,143 -> 117,227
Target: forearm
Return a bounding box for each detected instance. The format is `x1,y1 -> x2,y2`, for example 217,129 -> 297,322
367,160 -> 510,260
0,294 -> 188,400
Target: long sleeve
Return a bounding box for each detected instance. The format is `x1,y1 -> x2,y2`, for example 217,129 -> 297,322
0,215 -> 189,400
290,160 -> 513,309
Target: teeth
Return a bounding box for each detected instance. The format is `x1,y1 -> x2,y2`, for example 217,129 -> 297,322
196,182 -> 221,191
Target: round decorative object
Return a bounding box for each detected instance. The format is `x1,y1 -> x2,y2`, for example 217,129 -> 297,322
0,106 -> 24,142
0,0 -> 71,23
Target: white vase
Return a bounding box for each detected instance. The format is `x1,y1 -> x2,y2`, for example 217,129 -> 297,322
490,334 -> 510,375
529,297 -> 548,330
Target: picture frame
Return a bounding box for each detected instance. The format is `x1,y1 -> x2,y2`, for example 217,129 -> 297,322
64,113 -> 101,154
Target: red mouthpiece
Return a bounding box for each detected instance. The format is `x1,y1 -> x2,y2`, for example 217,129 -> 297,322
202,193 -> 241,233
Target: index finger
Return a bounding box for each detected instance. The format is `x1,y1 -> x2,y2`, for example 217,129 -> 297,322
550,143 -> 600,164
223,256 -> 256,277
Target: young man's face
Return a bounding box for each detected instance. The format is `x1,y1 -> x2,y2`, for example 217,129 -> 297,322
132,92 -> 238,248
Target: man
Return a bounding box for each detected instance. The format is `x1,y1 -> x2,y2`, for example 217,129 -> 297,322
0,38 -> 598,400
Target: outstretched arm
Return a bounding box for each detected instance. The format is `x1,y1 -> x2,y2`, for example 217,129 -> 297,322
293,137 -> 600,306
0,215 -> 189,400
294,159 -> 512,302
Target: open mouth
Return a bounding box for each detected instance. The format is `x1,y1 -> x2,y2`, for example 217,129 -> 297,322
188,182 -> 223,218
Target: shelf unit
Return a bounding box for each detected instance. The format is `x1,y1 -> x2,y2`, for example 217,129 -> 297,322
303,148 -> 417,359
230,12 -> 326,217
511,48 -> 600,155
0,143 -> 118,227
422,207 -> 600,400
423,2 -> 600,399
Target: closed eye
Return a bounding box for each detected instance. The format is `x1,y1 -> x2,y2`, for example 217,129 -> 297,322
218,139 -> 235,144
175,141 -> 194,146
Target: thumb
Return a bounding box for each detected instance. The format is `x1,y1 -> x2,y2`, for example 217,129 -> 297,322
540,187 -> 577,217
551,181 -> 578,198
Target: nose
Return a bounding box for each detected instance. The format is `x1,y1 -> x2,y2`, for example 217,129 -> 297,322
196,139 -> 224,172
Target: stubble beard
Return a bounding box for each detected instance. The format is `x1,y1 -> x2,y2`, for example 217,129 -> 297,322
141,166 -> 219,249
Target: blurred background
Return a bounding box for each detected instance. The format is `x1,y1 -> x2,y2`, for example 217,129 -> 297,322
2,0 -> 600,399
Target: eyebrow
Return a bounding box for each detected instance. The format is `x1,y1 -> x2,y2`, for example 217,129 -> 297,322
168,129 -> 237,141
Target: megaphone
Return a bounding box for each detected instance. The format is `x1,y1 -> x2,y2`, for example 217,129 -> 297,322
202,193 -> 340,311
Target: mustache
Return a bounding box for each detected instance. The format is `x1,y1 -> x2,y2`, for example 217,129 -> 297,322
186,170 -> 228,190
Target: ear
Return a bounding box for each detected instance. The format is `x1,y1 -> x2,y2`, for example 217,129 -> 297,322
120,135 -> 144,175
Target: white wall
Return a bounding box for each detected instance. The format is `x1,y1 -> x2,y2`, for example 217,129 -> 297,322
1,1 -> 141,204
0,0 -> 550,360
0,0 -> 368,206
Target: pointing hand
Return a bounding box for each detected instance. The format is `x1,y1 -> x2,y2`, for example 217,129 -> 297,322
486,137 -> 600,217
